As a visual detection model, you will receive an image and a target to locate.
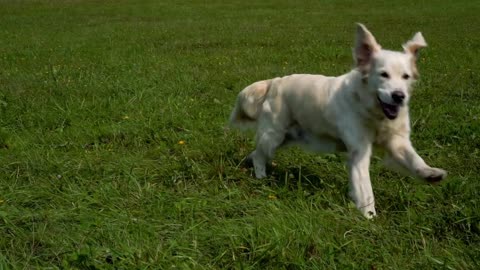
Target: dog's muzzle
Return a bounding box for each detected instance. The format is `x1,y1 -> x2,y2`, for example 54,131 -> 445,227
378,96 -> 400,120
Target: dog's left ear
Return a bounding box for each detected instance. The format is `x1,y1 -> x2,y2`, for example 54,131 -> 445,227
403,32 -> 427,79
403,32 -> 427,60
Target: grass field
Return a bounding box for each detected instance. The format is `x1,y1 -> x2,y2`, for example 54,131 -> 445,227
1,0 -> 479,269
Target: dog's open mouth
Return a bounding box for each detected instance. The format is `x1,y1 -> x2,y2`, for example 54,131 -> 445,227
378,97 -> 399,120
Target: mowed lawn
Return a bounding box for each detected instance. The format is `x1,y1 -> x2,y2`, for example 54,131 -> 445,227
0,0 -> 479,268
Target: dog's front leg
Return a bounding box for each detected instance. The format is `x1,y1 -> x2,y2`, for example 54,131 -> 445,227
385,135 -> 447,183
347,142 -> 376,218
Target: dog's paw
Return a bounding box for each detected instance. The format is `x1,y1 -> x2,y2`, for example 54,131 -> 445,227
418,167 -> 447,183
361,210 -> 376,220
358,204 -> 377,219
254,170 -> 267,179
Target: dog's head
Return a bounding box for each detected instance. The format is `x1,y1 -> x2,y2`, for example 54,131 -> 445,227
354,23 -> 427,120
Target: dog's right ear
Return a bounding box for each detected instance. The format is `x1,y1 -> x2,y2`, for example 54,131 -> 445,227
354,23 -> 381,74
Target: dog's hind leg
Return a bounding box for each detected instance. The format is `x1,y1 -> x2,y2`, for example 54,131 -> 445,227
249,100 -> 289,179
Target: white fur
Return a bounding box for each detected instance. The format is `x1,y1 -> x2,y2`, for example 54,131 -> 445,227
229,24 -> 447,218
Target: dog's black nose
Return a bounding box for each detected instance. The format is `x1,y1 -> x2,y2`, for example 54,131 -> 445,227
391,91 -> 405,104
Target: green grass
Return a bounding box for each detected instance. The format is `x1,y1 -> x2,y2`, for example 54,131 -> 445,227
1,0 -> 479,268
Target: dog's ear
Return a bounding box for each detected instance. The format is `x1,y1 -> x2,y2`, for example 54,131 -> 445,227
403,32 -> 427,79
354,23 -> 381,74
403,32 -> 427,59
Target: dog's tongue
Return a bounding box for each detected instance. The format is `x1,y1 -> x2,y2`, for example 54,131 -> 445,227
381,103 -> 399,120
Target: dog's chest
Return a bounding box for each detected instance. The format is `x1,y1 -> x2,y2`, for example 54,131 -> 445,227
373,118 -> 409,146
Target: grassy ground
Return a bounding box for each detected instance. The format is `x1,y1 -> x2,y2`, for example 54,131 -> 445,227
0,0 -> 479,269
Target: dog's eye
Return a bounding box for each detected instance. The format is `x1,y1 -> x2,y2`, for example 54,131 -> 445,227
402,74 -> 410,80
380,72 -> 390,79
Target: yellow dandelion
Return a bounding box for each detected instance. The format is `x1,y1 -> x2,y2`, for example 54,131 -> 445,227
268,194 -> 277,200
178,140 -> 186,145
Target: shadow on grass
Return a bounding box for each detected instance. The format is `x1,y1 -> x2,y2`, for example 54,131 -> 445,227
241,155 -> 347,194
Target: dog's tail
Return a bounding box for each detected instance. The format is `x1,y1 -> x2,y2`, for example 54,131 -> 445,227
229,79 -> 272,129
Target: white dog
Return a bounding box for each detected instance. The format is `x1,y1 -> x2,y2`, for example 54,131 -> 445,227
229,23 -> 447,218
